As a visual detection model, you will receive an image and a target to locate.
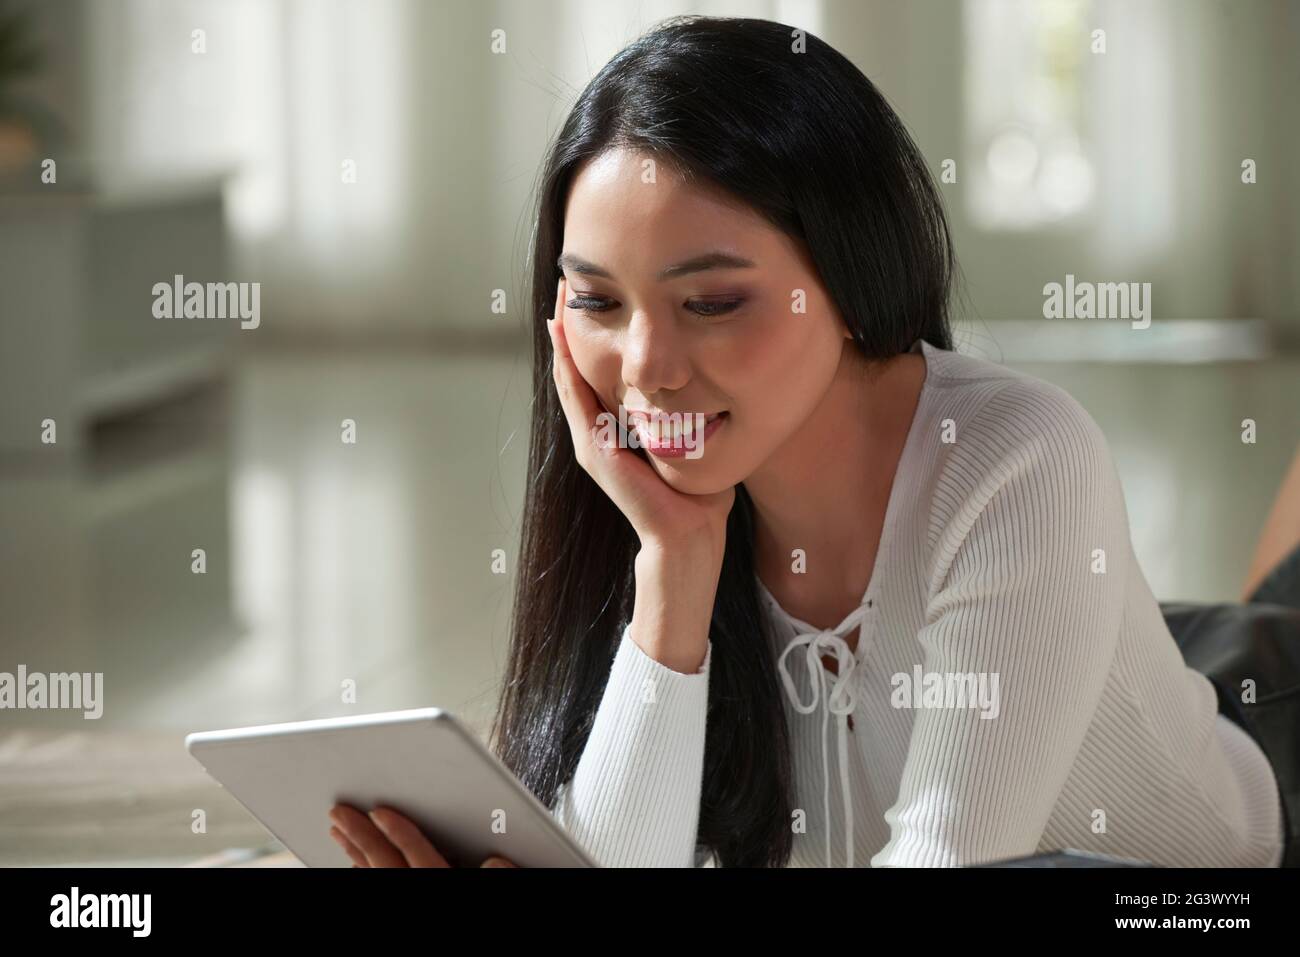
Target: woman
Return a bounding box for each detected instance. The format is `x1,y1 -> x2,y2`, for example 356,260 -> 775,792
328,14 -> 1300,868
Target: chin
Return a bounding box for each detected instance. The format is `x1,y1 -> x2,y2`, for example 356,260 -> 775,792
647,460 -> 737,497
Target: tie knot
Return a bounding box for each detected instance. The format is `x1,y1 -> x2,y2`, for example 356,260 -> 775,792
776,630 -> 857,716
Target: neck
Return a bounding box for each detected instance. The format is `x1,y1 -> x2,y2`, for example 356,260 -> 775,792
744,340 -> 924,604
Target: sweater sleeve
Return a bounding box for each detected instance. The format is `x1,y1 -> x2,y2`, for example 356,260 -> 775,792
871,385 -> 1128,867
551,622 -> 712,867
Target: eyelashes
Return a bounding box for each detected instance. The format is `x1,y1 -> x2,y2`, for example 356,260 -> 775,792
564,294 -> 745,319
565,295 -> 612,314
687,298 -> 745,318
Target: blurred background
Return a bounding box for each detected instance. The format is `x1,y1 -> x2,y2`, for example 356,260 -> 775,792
0,0 -> 1296,865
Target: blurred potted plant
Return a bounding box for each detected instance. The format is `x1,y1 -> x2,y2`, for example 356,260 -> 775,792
0,0 -> 59,180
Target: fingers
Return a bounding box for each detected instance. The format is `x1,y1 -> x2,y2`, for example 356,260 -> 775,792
549,275 -> 571,358
368,806 -> 449,868
330,804 -> 448,868
328,804 -> 411,868
329,825 -> 369,867
329,803 -> 522,868
548,277 -> 608,458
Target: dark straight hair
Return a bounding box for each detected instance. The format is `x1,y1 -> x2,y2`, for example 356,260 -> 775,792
490,14 -> 956,867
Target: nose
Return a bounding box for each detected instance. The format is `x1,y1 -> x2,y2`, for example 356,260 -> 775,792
620,309 -> 691,398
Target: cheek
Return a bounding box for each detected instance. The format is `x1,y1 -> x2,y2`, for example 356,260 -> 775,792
720,311 -> 843,420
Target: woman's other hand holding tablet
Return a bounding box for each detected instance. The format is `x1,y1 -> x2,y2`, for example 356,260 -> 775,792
328,803 -> 518,868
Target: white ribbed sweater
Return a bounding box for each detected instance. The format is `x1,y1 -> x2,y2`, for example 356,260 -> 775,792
551,338 -> 1285,868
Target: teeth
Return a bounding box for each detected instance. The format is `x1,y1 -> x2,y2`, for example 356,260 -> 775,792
629,412 -> 721,444
635,419 -> 661,442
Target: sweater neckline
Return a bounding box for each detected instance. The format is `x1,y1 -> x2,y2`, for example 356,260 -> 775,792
756,337 -> 938,645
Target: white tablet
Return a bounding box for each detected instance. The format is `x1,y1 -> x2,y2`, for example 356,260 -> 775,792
185,707 -> 599,868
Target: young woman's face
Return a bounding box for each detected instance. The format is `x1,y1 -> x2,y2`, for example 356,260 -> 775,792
559,147 -> 850,495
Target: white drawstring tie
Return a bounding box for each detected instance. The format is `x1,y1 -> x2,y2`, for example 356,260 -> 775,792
775,600 -> 872,868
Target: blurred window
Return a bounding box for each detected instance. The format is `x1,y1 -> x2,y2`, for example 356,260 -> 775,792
963,0 -> 1095,230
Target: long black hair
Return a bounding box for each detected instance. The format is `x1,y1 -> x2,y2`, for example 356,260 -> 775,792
490,14 -> 956,867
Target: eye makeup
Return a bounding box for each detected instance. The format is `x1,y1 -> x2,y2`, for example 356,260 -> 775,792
564,293 -> 747,318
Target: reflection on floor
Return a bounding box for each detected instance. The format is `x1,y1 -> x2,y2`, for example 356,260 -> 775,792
0,343 -> 1296,864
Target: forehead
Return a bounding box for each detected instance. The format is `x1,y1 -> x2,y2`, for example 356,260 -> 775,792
562,147 -> 781,265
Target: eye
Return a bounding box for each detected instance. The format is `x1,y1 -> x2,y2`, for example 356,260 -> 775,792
563,294 -> 744,319
687,298 -> 744,318
565,294 -> 616,315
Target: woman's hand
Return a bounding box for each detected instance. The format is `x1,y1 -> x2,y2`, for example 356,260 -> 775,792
549,276 -> 736,557
328,804 -> 518,868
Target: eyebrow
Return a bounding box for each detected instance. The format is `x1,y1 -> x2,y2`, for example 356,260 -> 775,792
556,250 -> 757,282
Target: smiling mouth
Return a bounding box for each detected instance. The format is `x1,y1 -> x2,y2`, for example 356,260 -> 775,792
626,410 -> 723,440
